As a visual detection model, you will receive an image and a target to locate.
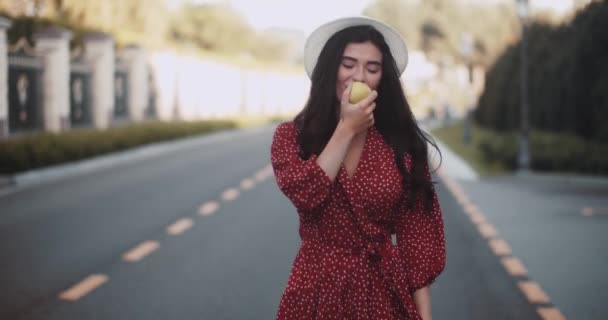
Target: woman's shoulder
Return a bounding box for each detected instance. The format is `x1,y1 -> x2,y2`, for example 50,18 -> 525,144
274,121 -> 297,138
271,121 -> 300,155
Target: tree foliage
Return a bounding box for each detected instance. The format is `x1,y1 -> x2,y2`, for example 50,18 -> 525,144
363,0 -> 519,66
1,0 -> 169,47
169,3 -> 252,53
475,0 -> 608,143
1,0 -> 292,62
168,3 -> 291,62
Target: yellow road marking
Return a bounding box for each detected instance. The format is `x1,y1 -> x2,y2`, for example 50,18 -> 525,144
519,281 -> 550,304
468,210 -> 486,225
501,257 -> 528,276
478,223 -> 498,239
241,178 -> 255,190
581,207 -> 593,216
198,201 -> 219,216
167,218 -> 193,235
462,202 -> 478,214
123,241 -> 159,262
262,164 -> 274,176
222,188 -> 240,202
456,196 -> 472,207
438,173 -> 566,319
464,202 -> 483,217
56,165 -> 281,303
59,274 -> 108,301
537,307 -> 567,320
489,238 -> 512,256
581,207 -> 608,216
255,170 -> 266,182
254,165 -> 274,181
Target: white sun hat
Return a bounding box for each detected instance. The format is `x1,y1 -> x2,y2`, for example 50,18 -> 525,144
304,16 -> 408,79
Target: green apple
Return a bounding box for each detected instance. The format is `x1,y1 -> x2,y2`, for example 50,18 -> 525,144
349,81 -> 372,104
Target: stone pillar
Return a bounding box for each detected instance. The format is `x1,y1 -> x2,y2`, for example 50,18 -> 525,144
120,44 -> 148,122
148,51 -> 177,121
0,17 -> 11,138
34,26 -> 72,132
84,32 -> 114,129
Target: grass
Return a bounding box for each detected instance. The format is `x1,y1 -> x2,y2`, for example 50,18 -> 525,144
431,120 -> 510,177
0,116 -> 286,175
232,114 -> 293,128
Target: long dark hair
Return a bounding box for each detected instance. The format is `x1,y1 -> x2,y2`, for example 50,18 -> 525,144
294,25 -> 442,212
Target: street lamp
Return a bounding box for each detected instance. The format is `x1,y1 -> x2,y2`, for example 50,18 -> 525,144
516,0 -> 530,171
460,32 -> 474,145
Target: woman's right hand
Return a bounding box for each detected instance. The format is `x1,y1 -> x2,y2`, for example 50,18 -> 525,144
339,83 -> 378,135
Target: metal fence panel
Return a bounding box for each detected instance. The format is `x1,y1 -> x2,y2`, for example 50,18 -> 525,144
70,67 -> 93,128
8,55 -> 44,133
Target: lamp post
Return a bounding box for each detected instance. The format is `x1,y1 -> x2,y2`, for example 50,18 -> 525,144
460,32 -> 474,145
516,0 -> 530,171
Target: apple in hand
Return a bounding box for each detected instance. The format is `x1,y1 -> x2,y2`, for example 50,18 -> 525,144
349,81 -> 372,104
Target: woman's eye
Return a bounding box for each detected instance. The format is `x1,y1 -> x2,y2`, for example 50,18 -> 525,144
367,68 -> 380,74
342,63 -> 355,69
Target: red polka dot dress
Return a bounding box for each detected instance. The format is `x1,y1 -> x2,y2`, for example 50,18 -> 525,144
271,122 -> 446,320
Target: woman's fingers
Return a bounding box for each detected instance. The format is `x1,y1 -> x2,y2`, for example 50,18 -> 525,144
364,102 -> 376,114
341,83 -> 353,107
356,90 -> 378,108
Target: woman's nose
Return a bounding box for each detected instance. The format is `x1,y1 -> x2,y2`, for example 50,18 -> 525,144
352,65 -> 365,82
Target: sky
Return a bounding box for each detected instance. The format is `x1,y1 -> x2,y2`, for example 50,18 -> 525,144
226,0 -> 375,35
181,0 -> 375,35
174,0 -> 581,36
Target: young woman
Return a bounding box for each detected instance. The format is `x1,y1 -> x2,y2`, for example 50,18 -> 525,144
271,16 -> 445,320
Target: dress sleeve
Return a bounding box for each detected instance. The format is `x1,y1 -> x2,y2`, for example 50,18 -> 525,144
396,160 -> 446,293
270,122 -> 334,213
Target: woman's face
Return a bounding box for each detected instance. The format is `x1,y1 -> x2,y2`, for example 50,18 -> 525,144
336,41 -> 383,101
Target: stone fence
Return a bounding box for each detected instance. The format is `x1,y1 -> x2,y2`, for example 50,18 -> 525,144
0,17 -> 309,138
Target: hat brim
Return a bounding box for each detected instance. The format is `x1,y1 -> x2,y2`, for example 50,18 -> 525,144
304,16 -> 408,79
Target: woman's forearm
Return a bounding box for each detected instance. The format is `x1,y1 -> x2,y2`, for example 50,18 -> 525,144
413,286 -> 432,320
315,121 -> 355,182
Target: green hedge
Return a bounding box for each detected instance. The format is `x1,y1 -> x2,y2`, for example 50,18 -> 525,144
475,1 -> 608,144
478,128 -> 608,174
0,120 -> 236,174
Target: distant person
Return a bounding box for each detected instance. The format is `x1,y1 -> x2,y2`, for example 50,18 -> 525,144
270,16 -> 445,320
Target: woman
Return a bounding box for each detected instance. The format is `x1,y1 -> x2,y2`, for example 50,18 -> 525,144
270,16 -> 445,320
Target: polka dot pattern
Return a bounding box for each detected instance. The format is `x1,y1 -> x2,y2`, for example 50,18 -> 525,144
271,122 -> 446,320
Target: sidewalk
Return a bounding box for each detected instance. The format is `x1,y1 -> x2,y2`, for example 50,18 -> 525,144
433,135 -> 608,320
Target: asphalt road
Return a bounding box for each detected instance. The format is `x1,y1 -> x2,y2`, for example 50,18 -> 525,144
0,125 -> 554,319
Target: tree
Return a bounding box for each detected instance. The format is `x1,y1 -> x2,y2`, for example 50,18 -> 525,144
420,20 -> 444,57
363,0 -> 519,66
476,0 -> 608,143
40,0 -> 169,47
169,3 -> 253,54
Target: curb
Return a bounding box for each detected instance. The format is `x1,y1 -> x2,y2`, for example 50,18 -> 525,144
514,170 -> 608,187
0,175 -> 15,188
